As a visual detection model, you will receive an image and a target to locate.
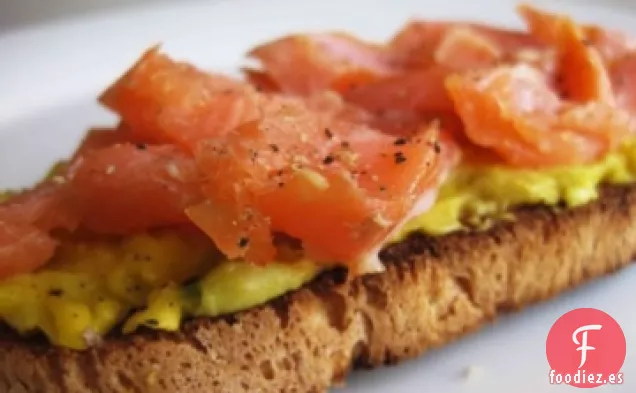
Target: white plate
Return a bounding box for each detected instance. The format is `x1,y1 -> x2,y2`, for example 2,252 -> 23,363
0,0 -> 634,392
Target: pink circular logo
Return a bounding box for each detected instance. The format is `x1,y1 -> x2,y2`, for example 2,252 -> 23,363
546,308 -> 626,388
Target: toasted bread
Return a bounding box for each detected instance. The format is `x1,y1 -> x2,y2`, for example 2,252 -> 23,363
1,183 -> 635,393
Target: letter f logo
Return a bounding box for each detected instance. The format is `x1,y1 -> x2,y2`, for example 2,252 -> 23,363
572,324 -> 602,369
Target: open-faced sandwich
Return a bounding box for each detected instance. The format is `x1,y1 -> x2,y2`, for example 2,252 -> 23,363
1,3 -> 635,392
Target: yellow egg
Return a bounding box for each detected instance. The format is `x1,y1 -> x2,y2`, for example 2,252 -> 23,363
396,137 -> 636,240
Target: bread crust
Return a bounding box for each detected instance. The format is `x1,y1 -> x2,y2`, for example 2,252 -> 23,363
1,184 -> 636,393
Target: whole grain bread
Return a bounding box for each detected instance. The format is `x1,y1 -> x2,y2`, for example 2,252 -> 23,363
1,183 -> 636,393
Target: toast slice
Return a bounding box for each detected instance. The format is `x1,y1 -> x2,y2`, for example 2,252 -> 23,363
1,183 -> 635,393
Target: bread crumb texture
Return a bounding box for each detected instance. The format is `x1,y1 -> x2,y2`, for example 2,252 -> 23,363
1,184 -> 635,393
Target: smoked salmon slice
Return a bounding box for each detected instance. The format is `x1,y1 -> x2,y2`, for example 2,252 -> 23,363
433,26 -> 504,71
518,4 -> 636,65
68,144 -> 204,234
0,182 -> 79,279
0,183 -> 78,233
446,64 -> 631,167
242,68 -> 281,93
443,5 -> 634,168
0,221 -> 57,279
71,124 -> 141,160
611,53 -> 636,117
585,26 -> 636,65
518,4 -> 614,103
247,33 -> 394,95
100,47 -> 262,150
187,95 -> 456,271
388,20 -> 539,69
341,66 -> 455,114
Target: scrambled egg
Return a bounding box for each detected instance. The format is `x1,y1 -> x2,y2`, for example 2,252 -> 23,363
0,231 -> 213,349
0,230 -> 318,349
2,139 -> 636,349
395,138 -> 636,240
123,259 -> 318,335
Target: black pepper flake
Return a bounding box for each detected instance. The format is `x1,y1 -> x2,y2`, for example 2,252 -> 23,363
135,143 -> 147,150
324,128 -> 334,139
394,151 -> 407,164
394,138 -> 408,146
278,182 -> 285,188
145,319 -> 159,326
379,186 -> 387,192
238,237 -> 250,248
341,141 -> 350,148
48,288 -> 64,297
269,144 -> 280,153
323,155 -> 334,165
433,140 -> 441,154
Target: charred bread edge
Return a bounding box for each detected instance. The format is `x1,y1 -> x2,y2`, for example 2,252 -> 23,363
1,183 -> 636,393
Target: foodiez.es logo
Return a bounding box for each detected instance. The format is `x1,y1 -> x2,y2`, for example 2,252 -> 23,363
546,308 -> 626,388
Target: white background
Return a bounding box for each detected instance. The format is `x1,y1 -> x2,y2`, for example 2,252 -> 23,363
0,0 -> 633,33
1,0 -> 180,32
